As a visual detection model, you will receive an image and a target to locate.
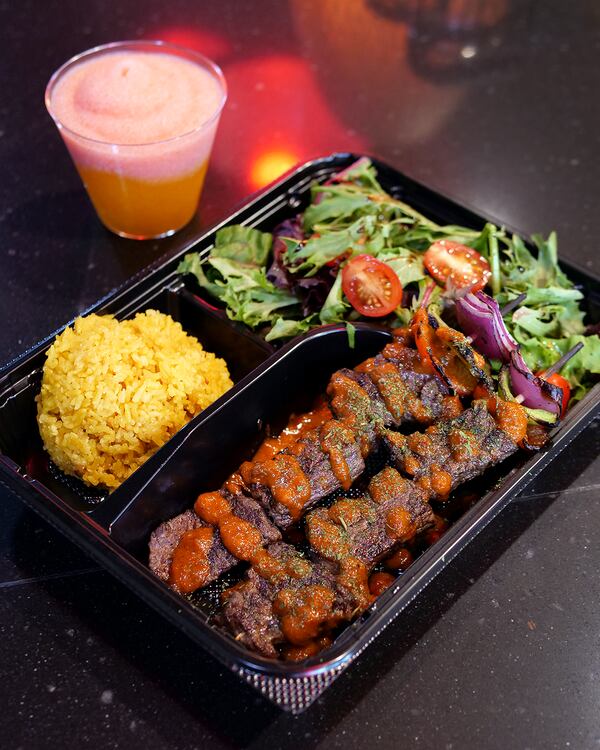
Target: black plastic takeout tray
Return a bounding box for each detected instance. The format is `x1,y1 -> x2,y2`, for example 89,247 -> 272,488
1,153 -> 599,713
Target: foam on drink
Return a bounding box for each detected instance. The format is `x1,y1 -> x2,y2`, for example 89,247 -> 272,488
47,43 -> 226,238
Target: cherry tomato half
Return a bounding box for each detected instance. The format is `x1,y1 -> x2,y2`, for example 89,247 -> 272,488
341,254 -> 402,317
424,240 -> 491,292
537,371 -> 571,417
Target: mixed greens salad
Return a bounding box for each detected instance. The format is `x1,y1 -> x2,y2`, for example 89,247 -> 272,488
178,158 -> 599,402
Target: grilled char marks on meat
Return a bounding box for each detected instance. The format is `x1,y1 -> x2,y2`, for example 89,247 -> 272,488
148,510 -> 236,592
246,419 -> 365,529
225,491 -> 282,546
327,349 -> 450,454
383,402 -> 519,500
221,542 -> 364,658
328,370 -> 393,454
306,467 -> 434,567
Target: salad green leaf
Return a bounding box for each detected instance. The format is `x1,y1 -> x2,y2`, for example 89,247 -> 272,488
212,225 -> 272,266
266,316 -> 315,342
319,272 -> 348,324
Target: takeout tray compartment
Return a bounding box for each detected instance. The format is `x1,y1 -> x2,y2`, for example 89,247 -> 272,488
1,153 -> 600,714
0,282 -> 272,513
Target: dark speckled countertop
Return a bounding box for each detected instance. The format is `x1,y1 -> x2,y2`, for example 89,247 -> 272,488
1,1 -> 599,748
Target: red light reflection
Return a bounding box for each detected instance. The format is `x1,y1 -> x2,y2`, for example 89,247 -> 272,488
249,149 -> 301,190
147,25 -> 230,60
213,55 -> 368,190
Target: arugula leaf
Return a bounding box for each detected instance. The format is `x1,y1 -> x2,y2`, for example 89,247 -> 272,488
332,157 -> 387,193
212,225 -> 272,266
286,230 -> 355,275
179,252 -> 299,329
531,232 -> 572,288
319,272 -> 348,324
303,193 -> 374,230
177,253 -> 223,298
512,306 -> 565,338
265,316 -> 315,342
378,249 -> 426,286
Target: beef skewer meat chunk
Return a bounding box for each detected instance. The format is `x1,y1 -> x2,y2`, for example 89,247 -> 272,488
355,344 -> 454,428
327,349 -> 455,455
243,341 -> 456,530
149,510 -> 237,594
382,400 -> 525,501
150,492 -> 281,594
244,418 -> 365,529
220,542 -> 370,658
306,466 -> 434,567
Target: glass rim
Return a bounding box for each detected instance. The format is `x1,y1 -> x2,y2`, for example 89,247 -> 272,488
45,39 -> 228,148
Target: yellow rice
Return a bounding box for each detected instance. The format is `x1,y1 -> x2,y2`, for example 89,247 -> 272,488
36,310 -> 233,490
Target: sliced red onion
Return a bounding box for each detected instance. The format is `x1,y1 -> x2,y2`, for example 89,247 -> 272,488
455,290 -> 563,418
508,350 -> 562,415
455,291 -> 518,361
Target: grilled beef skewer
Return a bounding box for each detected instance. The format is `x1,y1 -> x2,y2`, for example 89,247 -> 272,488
149,332 -> 454,589
243,336 -> 456,528
242,418 -> 365,529
221,400 -> 525,657
328,337 -> 457,447
149,325 -> 489,595
223,464 -> 435,658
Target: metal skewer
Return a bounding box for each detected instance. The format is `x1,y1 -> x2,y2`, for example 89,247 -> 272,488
541,342 -> 584,378
499,293 -> 527,317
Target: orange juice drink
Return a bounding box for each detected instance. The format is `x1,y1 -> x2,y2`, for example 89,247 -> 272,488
45,41 -> 227,239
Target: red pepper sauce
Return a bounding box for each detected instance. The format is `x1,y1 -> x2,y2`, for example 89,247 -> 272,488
252,399 -> 332,463
488,398 -> 528,445
441,395 -> 464,419
429,464 -> 453,498
251,454 -> 311,520
368,466 -> 410,504
193,491 -> 287,583
273,585 -> 338,645
337,556 -> 372,611
407,432 -> 434,457
319,420 -> 356,490
368,361 -> 409,422
168,527 -> 214,593
327,373 -> 374,456
305,512 -> 350,562
194,490 -> 262,562
385,507 -> 416,541
448,428 -> 479,462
